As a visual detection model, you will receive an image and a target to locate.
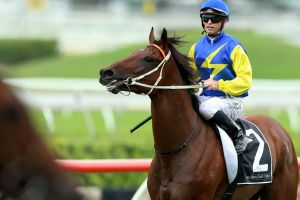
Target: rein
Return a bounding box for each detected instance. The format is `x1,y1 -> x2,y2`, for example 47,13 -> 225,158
155,116 -> 200,155
123,44 -> 203,95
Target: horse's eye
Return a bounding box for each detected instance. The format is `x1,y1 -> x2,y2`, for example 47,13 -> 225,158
144,56 -> 154,63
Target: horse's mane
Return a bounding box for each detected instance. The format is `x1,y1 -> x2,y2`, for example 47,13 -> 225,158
156,35 -> 200,115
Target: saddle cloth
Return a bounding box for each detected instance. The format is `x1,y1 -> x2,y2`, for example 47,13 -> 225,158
215,119 -> 272,185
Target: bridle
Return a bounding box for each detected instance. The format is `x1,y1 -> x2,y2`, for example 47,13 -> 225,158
123,44 -> 201,155
123,43 -> 203,95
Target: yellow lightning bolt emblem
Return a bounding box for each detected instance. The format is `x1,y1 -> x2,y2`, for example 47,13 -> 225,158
201,43 -> 228,79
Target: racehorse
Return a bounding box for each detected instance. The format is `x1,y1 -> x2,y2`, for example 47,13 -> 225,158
99,28 -> 298,199
0,79 -> 82,199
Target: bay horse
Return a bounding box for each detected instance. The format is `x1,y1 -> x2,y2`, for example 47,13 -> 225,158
0,78 -> 82,199
99,28 -> 298,199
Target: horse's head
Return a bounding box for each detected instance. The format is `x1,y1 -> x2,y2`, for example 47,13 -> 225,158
99,27 -> 188,95
0,80 -> 83,199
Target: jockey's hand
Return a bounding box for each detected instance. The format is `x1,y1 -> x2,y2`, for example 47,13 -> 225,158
203,79 -> 219,90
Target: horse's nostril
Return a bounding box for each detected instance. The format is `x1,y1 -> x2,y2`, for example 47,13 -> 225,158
101,69 -> 115,79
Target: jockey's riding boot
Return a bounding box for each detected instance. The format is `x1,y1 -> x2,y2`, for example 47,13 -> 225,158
210,111 -> 252,154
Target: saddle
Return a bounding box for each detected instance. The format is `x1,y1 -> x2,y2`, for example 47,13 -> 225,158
215,118 -> 272,185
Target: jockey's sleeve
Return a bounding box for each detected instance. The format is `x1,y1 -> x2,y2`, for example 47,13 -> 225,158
218,45 -> 252,96
188,44 -> 198,71
188,44 -> 201,92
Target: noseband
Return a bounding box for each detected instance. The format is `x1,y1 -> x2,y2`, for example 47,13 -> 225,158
123,44 -> 203,95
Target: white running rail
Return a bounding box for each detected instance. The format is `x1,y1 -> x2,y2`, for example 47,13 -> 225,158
4,78 -> 300,135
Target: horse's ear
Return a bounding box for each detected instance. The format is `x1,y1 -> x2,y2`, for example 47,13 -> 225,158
160,28 -> 168,49
149,27 -> 155,44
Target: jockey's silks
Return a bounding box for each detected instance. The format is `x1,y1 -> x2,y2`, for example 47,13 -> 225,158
189,31 -> 252,97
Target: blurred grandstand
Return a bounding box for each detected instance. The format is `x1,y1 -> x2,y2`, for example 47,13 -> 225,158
0,0 -> 300,54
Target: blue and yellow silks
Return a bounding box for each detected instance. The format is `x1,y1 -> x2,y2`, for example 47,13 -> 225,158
189,31 -> 252,97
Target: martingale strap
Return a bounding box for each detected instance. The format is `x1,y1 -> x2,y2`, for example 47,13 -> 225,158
155,116 -> 200,155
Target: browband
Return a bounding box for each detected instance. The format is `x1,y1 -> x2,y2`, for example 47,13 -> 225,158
150,44 -> 166,58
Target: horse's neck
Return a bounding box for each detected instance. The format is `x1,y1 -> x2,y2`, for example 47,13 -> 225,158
150,82 -> 198,154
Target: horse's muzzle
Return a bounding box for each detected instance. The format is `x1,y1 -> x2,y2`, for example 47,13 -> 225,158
99,68 -> 124,94
99,68 -> 115,85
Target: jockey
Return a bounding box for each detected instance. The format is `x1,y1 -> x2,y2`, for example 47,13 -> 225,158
189,0 -> 253,154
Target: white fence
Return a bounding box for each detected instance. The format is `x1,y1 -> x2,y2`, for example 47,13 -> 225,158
4,78 -> 150,138
4,78 -> 300,136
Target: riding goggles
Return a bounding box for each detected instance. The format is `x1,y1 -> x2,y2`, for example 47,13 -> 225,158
200,14 -> 225,23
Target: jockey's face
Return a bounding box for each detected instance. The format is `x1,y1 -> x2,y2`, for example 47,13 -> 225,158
201,13 -> 228,37
204,20 -> 221,36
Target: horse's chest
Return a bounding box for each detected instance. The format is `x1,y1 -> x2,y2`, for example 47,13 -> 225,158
148,159 -> 220,199
150,172 -> 202,200
157,181 -> 194,200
